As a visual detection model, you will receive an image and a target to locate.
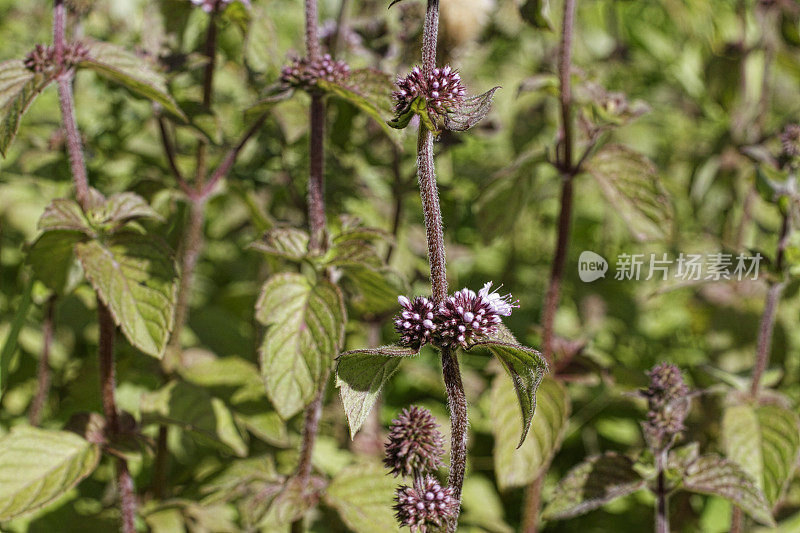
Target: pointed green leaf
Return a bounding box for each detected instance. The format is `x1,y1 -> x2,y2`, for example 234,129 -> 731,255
335,346 -> 416,438
89,192 -> 162,228
324,463 -> 401,533
542,452 -> 646,520
256,273 -> 346,419
722,403 -> 800,507
491,376 -> 570,490
470,329 -> 548,447
317,74 -> 396,137
38,198 -> 94,235
442,86 -> 500,132
80,42 -> 185,119
587,144 -> 672,242
519,0 -> 553,29
249,227 -> 310,261
0,61 -> 51,157
75,232 -> 178,358
0,427 -> 100,521
680,452 -> 775,527
140,380 -> 248,457
26,230 -> 86,294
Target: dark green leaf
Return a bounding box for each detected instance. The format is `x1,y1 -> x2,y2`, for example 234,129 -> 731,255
324,463 -> 400,532
249,227 -> 310,261
519,0 -> 553,30
542,452 -> 646,520
26,230 -> 86,294
0,61 -> 51,157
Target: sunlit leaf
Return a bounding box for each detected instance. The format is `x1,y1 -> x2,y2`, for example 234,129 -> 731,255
75,232 -> 178,358
256,273 -> 346,419
37,198 -> 94,235
0,427 -> 100,521
249,227 -> 310,262
491,376 -> 570,490
324,463 -> 400,532
0,60 -> 51,157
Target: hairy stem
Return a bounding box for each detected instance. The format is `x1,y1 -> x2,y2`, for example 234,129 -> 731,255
99,303 -> 136,533
442,347 -> 467,531
521,477 -> 543,533
56,75 -> 90,209
750,213 -> 790,397
169,199 -> 206,351
308,93 -> 326,250
417,127 -> 447,301
29,295 -> 56,426
654,450 -> 669,533
421,0 -> 440,76
296,372 -> 327,486
730,507 -> 744,533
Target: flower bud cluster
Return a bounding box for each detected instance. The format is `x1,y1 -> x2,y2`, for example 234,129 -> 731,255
394,282 -> 517,350
393,65 -> 466,119
641,363 -> 690,450
24,42 -> 89,74
280,54 -> 351,90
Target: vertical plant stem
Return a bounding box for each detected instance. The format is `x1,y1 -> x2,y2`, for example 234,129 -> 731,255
308,93 -> 327,250
29,295 -> 57,426
525,2 -> 576,531
296,373 -> 327,486
750,213 -> 789,397
56,75 -> 90,208
169,199 -> 206,352
441,348 -> 467,521
730,507 -> 744,533
99,303 -> 136,533
202,8 -> 218,108
654,450 -> 669,533
417,127 -> 448,301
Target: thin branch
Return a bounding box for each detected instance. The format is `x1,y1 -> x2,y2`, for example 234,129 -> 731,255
654,449 -> 669,533
169,199 -> 206,351
201,113 -> 268,198
29,295 -> 57,426
156,115 -> 193,197
56,75 -> 90,209
308,93 -> 327,250
442,347 -> 467,532
417,126 -> 448,301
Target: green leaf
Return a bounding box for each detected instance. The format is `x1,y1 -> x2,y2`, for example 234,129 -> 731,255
256,273 -> 346,419
0,426 -> 100,521
88,192 -> 162,229
317,75 -> 395,137
755,165 -> 788,204
0,277 -> 33,396
542,452 -> 646,520
324,463 -> 400,533
340,265 -> 407,316
587,144 -> 672,242
26,230 -> 86,294
470,328 -> 548,447
679,452 -> 775,527
442,87 -> 500,132
491,376 -> 570,490
335,346 -> 417,438
722,403 -> 800,507
140,380 -> 248,457
249,227 -> 310,261
519,0 -> 553,29
80,42 -> 185,119
245,84 -> 294,117
0,61 -> 51,157
37,198 -> 94,235
75,232 -> 178,358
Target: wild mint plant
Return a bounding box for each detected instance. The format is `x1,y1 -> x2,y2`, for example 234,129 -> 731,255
335,0 -> 547,530
543,363 -> 776,532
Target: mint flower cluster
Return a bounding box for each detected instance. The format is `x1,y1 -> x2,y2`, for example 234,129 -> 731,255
24,42 -> 89,73
393,65 -> 466,120
385,406 -> 457,532
641,362 -> 690,450
394,282 -> 517,350
280,54 -> 351,90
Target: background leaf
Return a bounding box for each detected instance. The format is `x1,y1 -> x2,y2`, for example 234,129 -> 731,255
722,402 -> 800,507
491,376 -> 570,490
324,463 -> 400,533
542,452 -> 645,520
0,427 -> 100,521
256,273 -> 346,419
0,61 -> 50,157
587,144 -> 672,242
75,232 -> 178,358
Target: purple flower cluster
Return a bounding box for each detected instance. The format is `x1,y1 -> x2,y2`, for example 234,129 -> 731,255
781,124 -> 800,158
280,54 -> 351,90
394,282 -> 517,350
393,65 -> 466,118
189,0 -> 250,13
384,406 -> 444,478
642,363 -> 690,449
24,42 -> 89,74
393,476 -> 458,533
